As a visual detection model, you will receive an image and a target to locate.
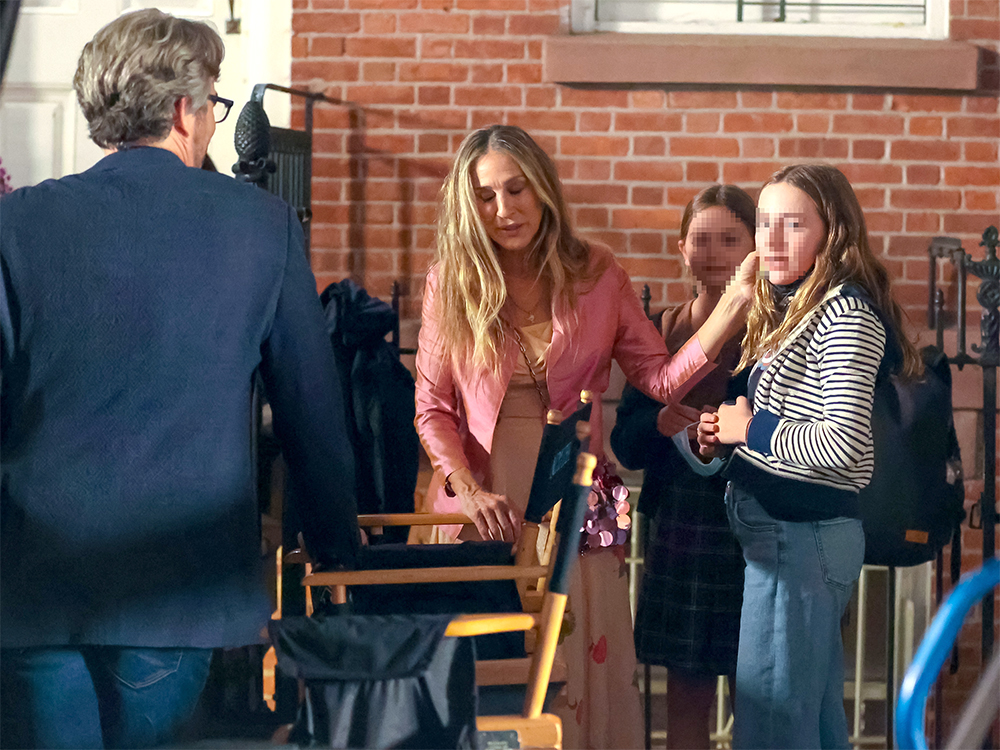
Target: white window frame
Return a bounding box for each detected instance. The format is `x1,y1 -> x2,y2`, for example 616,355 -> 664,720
571,0 -> 949,40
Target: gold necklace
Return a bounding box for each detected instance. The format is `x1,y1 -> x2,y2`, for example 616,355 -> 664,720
506,279 -> 544,324
508,295 -> 539,324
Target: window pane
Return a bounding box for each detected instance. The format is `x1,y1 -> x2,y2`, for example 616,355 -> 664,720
597,0 -> 927,27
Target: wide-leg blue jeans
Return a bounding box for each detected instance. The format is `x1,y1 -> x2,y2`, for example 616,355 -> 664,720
0,645 -> 212,749
726,482 -> 864,750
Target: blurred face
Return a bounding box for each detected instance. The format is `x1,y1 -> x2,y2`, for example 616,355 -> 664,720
473,150 -> 544,255
756,182 -> 825,286
679,205 -> 754,295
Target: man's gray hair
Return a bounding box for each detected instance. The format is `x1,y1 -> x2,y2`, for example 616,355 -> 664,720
73,9 -> 224,149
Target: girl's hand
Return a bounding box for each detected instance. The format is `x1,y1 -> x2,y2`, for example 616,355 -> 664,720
715,397 -> 753,445
699,397 -> 754,451
697,408 -> 721,456
656,401 -> 702,438
447,468 -> 521,543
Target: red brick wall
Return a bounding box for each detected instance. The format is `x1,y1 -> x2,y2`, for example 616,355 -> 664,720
291,0 -> 999,741
292,0 -> 998,315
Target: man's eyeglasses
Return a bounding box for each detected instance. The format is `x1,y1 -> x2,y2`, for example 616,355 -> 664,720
207,94 -> 234,124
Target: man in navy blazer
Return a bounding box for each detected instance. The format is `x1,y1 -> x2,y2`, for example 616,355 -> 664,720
0,10 -> 360,747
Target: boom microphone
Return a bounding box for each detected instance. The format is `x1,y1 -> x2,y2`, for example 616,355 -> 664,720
232,100 -> 275,186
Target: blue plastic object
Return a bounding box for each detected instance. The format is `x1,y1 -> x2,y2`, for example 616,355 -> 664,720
896,557 -> 1000,750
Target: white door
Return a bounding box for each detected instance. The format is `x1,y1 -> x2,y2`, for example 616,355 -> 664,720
0,0 -> 290,190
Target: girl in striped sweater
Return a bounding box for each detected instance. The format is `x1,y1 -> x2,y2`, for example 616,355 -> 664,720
697,164 -> 922,750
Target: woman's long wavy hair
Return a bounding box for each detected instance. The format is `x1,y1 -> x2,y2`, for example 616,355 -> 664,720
740,164 -> 923,378
434,125 -> 591,374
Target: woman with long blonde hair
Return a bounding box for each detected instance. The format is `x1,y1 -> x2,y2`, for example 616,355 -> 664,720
415,125 -> 753,748
698,164 -> 921,749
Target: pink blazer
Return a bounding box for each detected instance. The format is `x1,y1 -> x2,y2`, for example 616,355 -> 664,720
414,245 -> 714,523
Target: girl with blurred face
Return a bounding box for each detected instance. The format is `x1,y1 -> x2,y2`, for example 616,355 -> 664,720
613,185 -> 755,750
698,165 -> 922,749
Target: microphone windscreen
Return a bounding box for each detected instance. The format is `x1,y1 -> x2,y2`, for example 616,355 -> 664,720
234,101 -> 271,162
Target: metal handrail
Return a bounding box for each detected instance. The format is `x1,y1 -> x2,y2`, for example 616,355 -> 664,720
896,557 -> 1000,750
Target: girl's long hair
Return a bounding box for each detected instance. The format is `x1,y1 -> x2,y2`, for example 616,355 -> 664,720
434,125 -> 591,374
679,183 -> 756,242
740,164 -> 923,378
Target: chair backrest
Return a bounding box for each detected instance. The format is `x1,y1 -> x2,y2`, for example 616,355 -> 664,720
514,394 -> 592,600
524,393 -> 593,525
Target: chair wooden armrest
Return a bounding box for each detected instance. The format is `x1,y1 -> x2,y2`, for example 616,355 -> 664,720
445,613 -> 538,637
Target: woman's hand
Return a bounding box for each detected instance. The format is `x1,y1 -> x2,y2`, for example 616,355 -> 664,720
656,401 -> 702,438
447,468 -> 521,543
698,397 -> 753,453
729,250 -> 759,303
695,251 -> 758,363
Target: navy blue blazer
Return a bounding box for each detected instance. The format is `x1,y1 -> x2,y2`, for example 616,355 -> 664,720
0,147 -> 360,648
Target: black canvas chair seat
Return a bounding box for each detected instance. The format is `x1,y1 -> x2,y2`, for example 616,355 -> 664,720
349,541 -> 524,662
270,614 -> 476,749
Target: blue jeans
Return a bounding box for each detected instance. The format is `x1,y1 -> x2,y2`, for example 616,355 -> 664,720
726,482 -> 864,750
0,646 -> 212,749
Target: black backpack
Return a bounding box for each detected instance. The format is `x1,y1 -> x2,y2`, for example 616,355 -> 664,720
857,340 -> 966,567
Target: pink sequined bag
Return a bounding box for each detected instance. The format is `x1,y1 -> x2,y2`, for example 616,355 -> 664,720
580,458 -> 631,554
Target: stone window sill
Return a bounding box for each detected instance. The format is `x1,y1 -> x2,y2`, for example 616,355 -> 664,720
543,34 -> 981,91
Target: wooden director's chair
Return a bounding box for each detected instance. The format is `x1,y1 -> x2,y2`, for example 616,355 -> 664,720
274,396 -> 595,748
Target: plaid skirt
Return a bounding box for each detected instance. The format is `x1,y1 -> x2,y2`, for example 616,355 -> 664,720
633,475 -> 745,676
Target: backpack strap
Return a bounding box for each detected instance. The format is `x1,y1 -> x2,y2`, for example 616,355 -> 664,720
839,284 -> 903,381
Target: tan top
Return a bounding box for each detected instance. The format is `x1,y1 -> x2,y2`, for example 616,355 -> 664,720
510,319 -> 553,386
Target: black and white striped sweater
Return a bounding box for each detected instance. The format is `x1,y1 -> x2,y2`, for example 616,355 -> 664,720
727,284 -> 887,522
